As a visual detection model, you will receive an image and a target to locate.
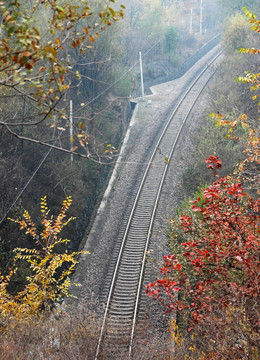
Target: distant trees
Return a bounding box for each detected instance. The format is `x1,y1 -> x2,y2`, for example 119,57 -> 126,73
218,0 -> 260,16
123,0 -> 223,72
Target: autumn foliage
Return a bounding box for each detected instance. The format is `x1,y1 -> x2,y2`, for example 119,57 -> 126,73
146,171 -> 259,313
146,8 -> 260,360
146,12 -> 260,353
146,158 -> 259,358
147,12 -> 260,357
0,0 -> 124,103
0,196 -> 84,319
0,1 -> 125,157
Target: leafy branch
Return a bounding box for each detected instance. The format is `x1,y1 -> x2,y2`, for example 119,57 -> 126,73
0,196 -> 87,319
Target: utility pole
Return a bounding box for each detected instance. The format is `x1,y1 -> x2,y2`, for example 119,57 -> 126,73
200,0 -> 203,35
69,100 -> 73,163
139,51 -> 145,101
190,8 -> 193,34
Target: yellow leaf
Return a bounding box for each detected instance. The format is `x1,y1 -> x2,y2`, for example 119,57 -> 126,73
89,35 -> 95,43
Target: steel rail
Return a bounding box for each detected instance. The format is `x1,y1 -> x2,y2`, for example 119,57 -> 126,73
129,50 -> 223,358
94,50 -> 223,360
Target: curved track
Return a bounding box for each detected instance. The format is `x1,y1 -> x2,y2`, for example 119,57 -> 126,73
95,50 -> 223,359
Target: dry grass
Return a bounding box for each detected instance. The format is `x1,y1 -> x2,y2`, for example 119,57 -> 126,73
0,307 -> 170,360
2,305 -> 259,359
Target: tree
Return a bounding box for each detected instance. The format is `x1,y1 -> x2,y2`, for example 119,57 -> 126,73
0,196 -> 85,319
140,0 -> 167,42
164,25 -> 179,53
0,0 -> 124,159
222,13 -> 256,54
146,160 -> 260,358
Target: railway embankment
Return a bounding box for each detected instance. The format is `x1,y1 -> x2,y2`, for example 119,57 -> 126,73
69,44 -> 222,317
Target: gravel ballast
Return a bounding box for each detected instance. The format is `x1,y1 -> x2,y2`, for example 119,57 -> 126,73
69,46 -> 221,319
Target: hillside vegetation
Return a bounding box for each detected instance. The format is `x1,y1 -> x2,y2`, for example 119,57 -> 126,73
146,7 -> 259,359
0,0 -> 222,286
0,1 -> 259,359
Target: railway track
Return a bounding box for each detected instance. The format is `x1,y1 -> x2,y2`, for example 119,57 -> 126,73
95,50 -> 223,359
